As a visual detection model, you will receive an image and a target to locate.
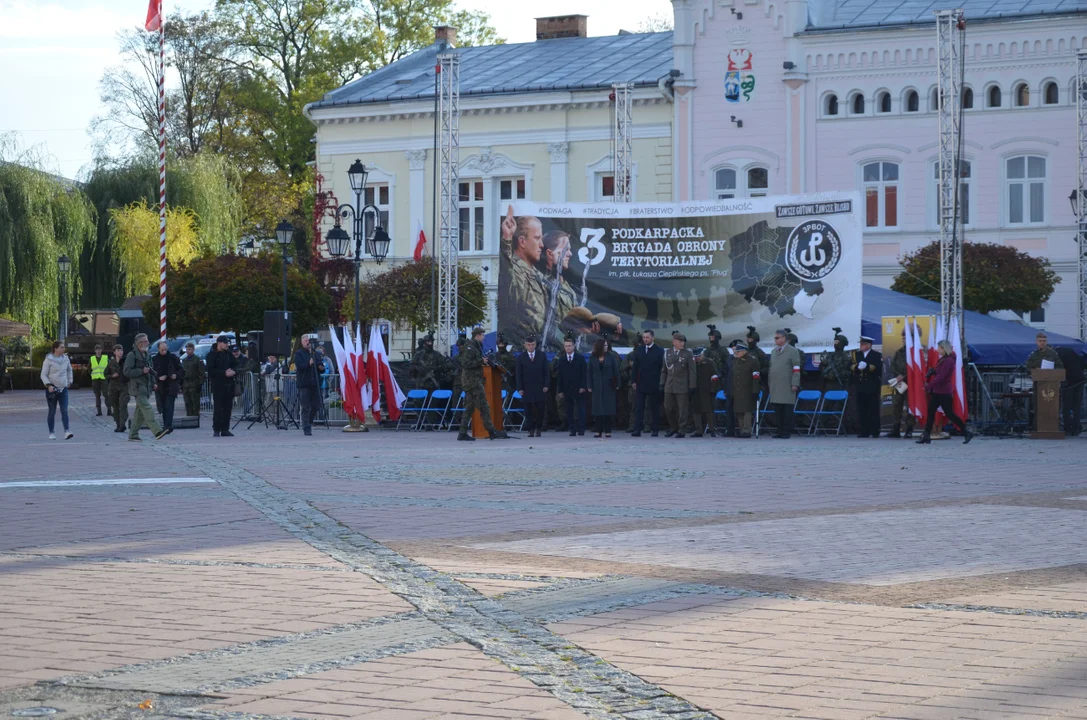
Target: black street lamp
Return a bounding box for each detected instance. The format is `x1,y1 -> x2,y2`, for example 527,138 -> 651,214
275,220 -> 294,313
57,254 -> 71,343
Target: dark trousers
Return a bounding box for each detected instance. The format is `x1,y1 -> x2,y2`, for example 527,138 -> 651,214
212,386 -> 233,432
772,403 -> 795,437
298,386 -> 321,431
856,391 -> 881,437
523,400 -> 545,431
633,390 -> 661,433
91,379 -> 106,412
108,386 -> 128,430
594,414 -> 613,434
564,393 -> 586,433
157,392 -> 176,430
1064,384 -> 1083,436
924,393 -> 966,434
723,394 -> 736,435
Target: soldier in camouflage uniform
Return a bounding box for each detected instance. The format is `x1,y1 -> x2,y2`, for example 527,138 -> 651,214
106,344 -> 129,432
494,334 -> 517,392
887,330 -> 915,438
457,328 -> 510,441
498,207 -> 549,350
410,333 -> 445,392
746,326 -> 770,397
181,342 -> 205,416
699,326 -> 730,436
1025,331 -> 1064,431
821,328 -> 852,391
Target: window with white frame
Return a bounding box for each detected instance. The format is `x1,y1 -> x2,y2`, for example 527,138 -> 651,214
1006,155 -> 1046,225
1022,307 -> 1046,327
962,87 -> 974,109
498,177 -> 526,202
933,160 -> 971,226
363,185 -> 390,241
877,91 -> 891,113
458,180 -> 485,252
1014,83 -> 1030,107
1043,81 -> 1059,105
862,161 -> 899,228
714,165 -> 768,199
594,173 -> 615,201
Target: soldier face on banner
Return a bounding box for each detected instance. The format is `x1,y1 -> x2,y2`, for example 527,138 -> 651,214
514,218 -> 543,265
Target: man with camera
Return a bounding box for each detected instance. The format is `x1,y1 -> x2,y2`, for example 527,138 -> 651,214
206,335 -> 238,437
294,335 -> 324,436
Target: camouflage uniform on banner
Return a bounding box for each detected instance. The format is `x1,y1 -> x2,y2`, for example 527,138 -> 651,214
457,330 -> 509,441
410,334 -> 445,392
181,349 -> 205,416
888,335 -> 914,438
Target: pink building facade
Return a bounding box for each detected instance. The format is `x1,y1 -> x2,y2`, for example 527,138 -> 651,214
670,0 -> 1087,338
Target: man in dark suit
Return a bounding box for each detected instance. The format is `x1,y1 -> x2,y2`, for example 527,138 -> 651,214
515,335 -> 550,437
555,335 -> 587,436
851,335 -> 883,438
631,329 -> 665,437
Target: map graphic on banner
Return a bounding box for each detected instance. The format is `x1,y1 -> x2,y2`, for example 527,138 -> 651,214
496,193 -> 863,352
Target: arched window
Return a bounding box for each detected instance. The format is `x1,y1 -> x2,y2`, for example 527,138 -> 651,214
930,88 -> 939,111
851,93 -> 865,115
715,165 -> 769,199
1044,81 -> 1059,105
933,160 -> 971,226
905,90 -> 919,112
962,87 -> 974,109
988,85 -> 1002,108
877,91 -> 891,113
825,94 -> 839,116
1006,155 -> 1046,225
1014,83 -> 1030,107
862,161 -> 899,228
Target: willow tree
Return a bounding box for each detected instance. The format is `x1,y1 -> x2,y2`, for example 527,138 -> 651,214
172,152 -> 243,255
109,200 -> 201,297
0,137 -> 96,337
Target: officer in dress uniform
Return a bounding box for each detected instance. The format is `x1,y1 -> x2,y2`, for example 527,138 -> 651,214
852,335 -> 883,438
662,332 -> 697,438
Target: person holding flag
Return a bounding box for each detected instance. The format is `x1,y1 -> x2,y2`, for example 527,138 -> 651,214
917,340 -> 973,445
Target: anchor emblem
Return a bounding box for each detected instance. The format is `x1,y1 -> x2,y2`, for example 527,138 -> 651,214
800,232 -> 826,267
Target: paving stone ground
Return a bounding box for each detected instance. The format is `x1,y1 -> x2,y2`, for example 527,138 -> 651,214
2,389 -> 1087,719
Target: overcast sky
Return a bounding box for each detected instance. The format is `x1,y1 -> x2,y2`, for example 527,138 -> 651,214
0,0 -> 671,179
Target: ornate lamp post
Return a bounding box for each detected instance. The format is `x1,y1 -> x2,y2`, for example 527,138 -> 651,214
324,159 -> 392,432
57,254 -> 71,344
275,220 -> 294,313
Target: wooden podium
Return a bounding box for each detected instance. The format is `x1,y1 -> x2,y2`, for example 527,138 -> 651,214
471,366 -> 505,438
1031,368 -> 1066,439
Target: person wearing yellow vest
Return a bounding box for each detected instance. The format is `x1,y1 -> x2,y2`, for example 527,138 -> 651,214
89,344 -> 109,417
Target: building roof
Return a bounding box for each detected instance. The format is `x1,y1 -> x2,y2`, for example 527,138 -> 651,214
310,32 -> 673,110
808,0 -> 1087,31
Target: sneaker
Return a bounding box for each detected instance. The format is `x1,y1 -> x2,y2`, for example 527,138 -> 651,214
48,433 -> 56,440
64,432 -> 73,440
128,436 -> 142,442
154,429 -> 169,440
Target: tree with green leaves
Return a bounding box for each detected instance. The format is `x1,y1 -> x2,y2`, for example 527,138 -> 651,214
892,241 -> 1060,315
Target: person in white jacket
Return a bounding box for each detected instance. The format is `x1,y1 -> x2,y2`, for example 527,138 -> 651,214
40,341 -> 74,440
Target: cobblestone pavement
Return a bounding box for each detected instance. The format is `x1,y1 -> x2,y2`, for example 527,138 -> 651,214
2,389 -> 1087,719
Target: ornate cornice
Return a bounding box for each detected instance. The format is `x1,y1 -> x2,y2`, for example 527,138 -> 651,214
405,149 -> 427,170
312,96 -> 668,126
547,142 -> 569,163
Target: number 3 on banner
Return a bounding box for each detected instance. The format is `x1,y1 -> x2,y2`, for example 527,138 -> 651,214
578,228 -> 606,266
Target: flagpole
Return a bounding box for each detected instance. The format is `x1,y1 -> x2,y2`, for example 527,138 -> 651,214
157,0 -> 167,340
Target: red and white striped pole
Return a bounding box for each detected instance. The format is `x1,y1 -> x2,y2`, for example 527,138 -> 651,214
157,0 -> 167,340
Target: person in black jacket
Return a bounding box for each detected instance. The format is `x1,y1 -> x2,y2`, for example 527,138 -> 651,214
294,334 -> 325,436
515,335 -> 550,437
851,335 -> 883,438
631,329 -> 665,437
554,335 -> 587,436
205,335 -> 238,437
151,341 -> 183,432
1055,346 -> 1084,436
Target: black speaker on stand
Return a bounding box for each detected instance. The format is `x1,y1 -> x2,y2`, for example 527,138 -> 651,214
263,311 -> 293,357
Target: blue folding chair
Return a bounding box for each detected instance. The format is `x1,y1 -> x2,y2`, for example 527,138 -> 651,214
396,389 -> 428,430
445,391 -> 466,430
419,389 -> 452,430
756,391 -> 773,437
714,390 -> 728,426
506,390 -> 526,431
812,390 -> 849,436
793,389 -> 822,435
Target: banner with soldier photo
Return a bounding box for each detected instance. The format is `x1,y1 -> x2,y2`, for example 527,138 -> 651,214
497,193 -> 863,352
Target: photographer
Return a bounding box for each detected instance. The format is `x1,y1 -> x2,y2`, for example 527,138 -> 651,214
206,335 -> 238,437
294,335 -> 324,436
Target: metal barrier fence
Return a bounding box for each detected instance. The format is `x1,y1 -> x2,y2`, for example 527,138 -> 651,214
968,366 -> 1085,435
197,372 -> 355,428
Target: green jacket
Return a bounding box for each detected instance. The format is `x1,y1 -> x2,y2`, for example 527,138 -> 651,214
123,347 -> 154,398
1025,347 -> 1064,370
459,340 -> 485,388
889,347 -> 908,378
182,354 -> 205,389
821,349 -> 852,387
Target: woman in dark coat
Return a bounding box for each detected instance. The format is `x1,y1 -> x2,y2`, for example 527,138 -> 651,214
588,338 -> 620,437
151,340 -> 184,431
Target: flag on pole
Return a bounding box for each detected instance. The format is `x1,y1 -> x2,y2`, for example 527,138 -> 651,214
949,314 -> 968,420
412,220 -> 427,262
367,324 -> 405,422
145,0 -> 162,31
928,318 -> 945,430
340,325 -> 360,421
354,324 -> 369,418
909,319 -> 927,424
329,325 -> 357,421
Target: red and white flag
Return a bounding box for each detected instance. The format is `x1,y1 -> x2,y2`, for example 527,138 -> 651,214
367,324 -> 405,422
354,324 -> 369,417
929,318 -> 945,429
949,314 -> 968,420
335,324 -> 360,421
412,220 -> 427,262
909,319 -> 927,423
144,0 -> 162,31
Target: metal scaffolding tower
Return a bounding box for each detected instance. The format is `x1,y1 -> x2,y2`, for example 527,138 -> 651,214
436,52 -> 461,355
1077,50 -> 1087,340
935,9 -> 965,339
612,83 -> 633,202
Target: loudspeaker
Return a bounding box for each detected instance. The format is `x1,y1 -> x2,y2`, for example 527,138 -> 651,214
263,311 -> 293,357
246,330 -> 263,360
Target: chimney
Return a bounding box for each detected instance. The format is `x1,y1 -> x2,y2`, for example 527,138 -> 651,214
434,25 -> 457,47
536,15 -> 588,40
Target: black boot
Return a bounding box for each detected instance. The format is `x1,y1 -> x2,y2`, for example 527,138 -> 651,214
904,428 -> 914,439
887,428 -> 901,439
963,429 -> 974,444
915,433 -> 931,444
457,432 -> 476,441
489,430 -> 509,439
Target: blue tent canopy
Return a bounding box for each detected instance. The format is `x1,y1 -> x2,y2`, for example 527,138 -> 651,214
862,284 -> 1086,366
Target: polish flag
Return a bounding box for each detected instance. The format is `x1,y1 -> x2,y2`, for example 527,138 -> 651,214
367,324 -> 405,422
412,220 -> 427,262
328,325 -> 354,420
949,314 -> 969,420
929,318 -> 945,429
354,323 -> 369,417
337,324 -> 360,421
145,0 -> 162,31
909,319 -> 927,424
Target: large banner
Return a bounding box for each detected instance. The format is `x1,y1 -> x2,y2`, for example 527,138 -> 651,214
497,193 -> 863,352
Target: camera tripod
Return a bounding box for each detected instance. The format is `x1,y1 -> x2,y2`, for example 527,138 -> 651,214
248,371 -> 298,430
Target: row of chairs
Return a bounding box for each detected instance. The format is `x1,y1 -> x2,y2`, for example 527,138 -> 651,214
708,389 -> 848,436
